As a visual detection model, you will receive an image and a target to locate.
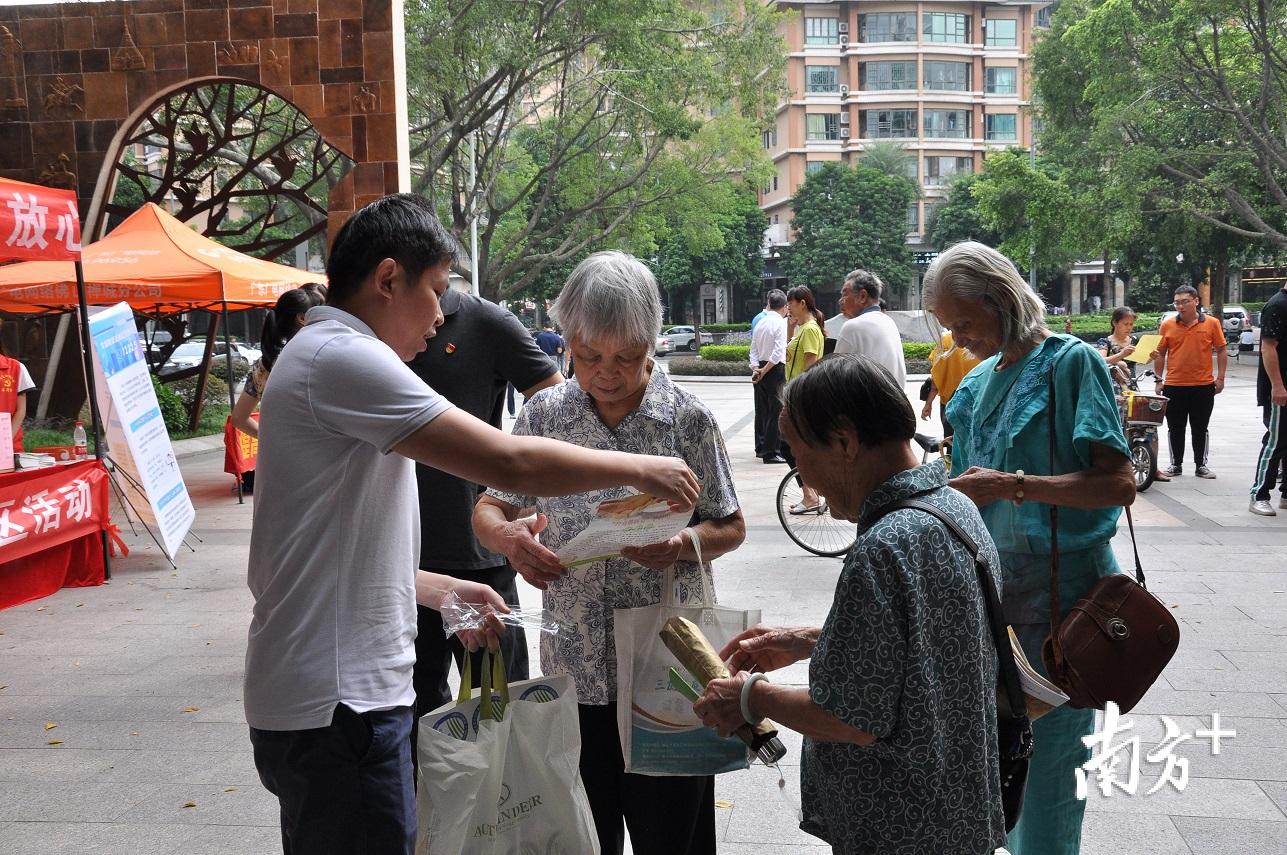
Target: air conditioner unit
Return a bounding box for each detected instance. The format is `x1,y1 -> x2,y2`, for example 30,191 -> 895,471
837,22 -> 849,34
839,112 -> 850,124
839,34 -> 849,45
839,84 -> 850,96
840,127 -> 851,139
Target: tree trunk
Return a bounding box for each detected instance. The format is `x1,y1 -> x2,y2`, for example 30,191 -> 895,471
186,313 -> 219,433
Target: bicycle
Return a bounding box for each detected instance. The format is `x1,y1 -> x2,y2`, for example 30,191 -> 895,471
775,433 -> 949,557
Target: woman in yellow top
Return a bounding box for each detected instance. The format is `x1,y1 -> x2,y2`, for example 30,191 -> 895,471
920,330 -> 981,436
783,286 -> 827,513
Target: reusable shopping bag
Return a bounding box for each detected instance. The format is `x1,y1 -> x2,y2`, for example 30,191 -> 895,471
614,528 -> 760,775
416,652 -> 600,855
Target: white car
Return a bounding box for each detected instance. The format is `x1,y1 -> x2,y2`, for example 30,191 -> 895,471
654,334 -> 674,355
1161,306 -> 1250,334
662,325 -> 714,352
160,340 -> 254,375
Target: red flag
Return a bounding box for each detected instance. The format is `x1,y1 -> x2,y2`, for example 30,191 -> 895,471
0,177 -> 82,262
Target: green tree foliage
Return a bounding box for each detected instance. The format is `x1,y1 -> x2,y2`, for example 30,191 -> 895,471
859,141 -> 916,180
654,186 -> 767,314
969,149 -> 1079,275
404,0 -> 787,302
783,162 -> 917,294
927,174 -> 1001,251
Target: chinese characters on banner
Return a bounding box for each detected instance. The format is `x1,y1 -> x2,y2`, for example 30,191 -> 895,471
223,414 -> 258,479
0,177 -> 82,261
1077,702 -> 1237,798
0,460 -> 109,565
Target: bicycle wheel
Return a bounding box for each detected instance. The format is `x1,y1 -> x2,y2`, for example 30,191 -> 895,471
1130,439 -> 1157,492
776,468 -> 856,557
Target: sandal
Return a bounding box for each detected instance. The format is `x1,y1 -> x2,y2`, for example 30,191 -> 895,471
789,502 -> 824,515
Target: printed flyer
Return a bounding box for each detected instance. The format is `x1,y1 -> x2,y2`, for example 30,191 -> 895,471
553,492 -> 689,567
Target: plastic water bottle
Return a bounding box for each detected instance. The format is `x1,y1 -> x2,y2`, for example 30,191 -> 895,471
73,422 -> 87,460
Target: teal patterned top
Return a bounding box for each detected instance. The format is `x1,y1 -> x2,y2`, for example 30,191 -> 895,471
946,334 -> 1129,556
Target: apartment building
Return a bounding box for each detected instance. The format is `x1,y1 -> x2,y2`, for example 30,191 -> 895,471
760,1 -> 1052,306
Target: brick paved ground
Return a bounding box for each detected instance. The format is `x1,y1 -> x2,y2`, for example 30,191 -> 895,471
0,355 -> 1283,854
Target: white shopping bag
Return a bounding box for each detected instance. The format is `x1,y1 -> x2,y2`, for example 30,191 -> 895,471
614,529 -> 760,776
416,652 -> 599,855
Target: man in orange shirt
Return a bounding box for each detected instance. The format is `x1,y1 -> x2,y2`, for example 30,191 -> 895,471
1152,284 -> 1228,478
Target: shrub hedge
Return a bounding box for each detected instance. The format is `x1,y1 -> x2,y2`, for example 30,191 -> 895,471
698,345 -> 750,362
668,358 -> 750,376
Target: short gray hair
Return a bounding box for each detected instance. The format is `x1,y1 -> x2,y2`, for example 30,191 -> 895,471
552,251 -> 663,351
767,289 -> 787,310
921,241 -> 1045,351
844,269 -> 883,301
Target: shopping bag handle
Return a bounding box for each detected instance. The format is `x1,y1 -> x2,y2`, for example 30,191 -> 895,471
457,650 -> 512,721
661,526 -> 716,610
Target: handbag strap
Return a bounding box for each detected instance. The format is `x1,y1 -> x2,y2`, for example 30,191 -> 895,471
1046,340 -> 1147,660
662,525 -> 716,609
873,499 -> 1027,720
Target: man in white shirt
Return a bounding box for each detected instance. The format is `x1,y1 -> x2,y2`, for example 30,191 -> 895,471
750,289 -> 789,463
834,269 -> 907,389
244,194 -> 700,855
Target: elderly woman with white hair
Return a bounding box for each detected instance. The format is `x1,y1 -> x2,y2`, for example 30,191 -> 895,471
922,241 -> 1135,855
473,251 -> 745,855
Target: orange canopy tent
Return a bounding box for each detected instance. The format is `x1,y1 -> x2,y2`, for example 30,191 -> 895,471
0,202 -> 324,315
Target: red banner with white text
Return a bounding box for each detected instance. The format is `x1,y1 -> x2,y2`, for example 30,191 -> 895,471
0,177 -> 82,262
0,460 -> 110,565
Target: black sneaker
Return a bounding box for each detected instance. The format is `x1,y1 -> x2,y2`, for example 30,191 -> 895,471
1165,465 -> 1183,477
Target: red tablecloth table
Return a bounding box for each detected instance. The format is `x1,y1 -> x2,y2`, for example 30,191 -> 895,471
0,459 -> 113,610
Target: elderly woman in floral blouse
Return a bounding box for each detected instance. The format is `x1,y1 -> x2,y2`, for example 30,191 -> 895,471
472,251 -> 745,855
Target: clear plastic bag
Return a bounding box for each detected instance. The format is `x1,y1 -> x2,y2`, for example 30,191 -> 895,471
439,591 -> 563,638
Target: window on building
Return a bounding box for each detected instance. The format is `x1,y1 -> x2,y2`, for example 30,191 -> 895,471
907,203 -> 920,232
861,109 -> 918,139
859,12 -> 916,43
985,67 -> 1018,95
806,161 -> 826,175
985,18 -> 1018,47
807,113 -> 842,141
860,60 -> 917,91
985,113 -> 1018,140
772,175 -> 779,191
762,128 -> 778,149
923,109 -> 971,138
923,12 -> 970,43
805,17 -> 839,45
806,65 -> 840,93
923,156 -> 974,186
924,61 -> 971,91
1036,6 -> 1053,28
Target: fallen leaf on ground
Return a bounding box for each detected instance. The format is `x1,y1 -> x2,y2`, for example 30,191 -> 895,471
44,722 -> 56,731
76,604 -> 84,608
47,739 -> 63,745
36,606 -> 46,612
224,787 -> 237,793
182,707 -> 199,713
182,801 -> 196,809
130,731 -> 139,736
715,800 -> 733,808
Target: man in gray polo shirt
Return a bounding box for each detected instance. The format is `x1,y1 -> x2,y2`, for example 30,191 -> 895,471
244,194 -> 699,855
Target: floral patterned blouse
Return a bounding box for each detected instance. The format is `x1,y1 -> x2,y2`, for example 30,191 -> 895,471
802,463 -> 1006,855
486,364 -> 740,705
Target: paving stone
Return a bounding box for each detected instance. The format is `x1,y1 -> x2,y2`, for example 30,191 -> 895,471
1080,812 -> 1192,855
114,781 -> 279,826
0,821 -> 199,855
1171,816 -> 1287,854
0,780 -> 158,822
1083,776 -> 1285,820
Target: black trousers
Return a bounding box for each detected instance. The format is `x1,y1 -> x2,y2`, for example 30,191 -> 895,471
753,361 -> 785,459
577,703 -> 716,855
410,565 -> 528,766
1162,383 -> 1216,469
1252,403 -> 1287,500
251,704 -> 415,855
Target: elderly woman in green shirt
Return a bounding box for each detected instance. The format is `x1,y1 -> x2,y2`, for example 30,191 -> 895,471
923,241 -> 1136,855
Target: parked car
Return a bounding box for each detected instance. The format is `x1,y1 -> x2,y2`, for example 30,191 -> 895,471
1222,305 -> 1250,333
662,325 -> 714,352
654,333 -> 674,355
160,339 -> 253,375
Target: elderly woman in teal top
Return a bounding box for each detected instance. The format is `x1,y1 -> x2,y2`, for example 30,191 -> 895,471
923,241 -> 1135,855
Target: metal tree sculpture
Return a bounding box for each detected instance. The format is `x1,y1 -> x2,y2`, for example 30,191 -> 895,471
100,81 -> 353,262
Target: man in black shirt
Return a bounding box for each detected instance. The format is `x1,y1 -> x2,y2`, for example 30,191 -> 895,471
407,288 -> 563,727
1250,285 -> 1287,516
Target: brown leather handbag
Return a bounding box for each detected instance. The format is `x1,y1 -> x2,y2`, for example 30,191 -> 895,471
1039,340 -> 1180,713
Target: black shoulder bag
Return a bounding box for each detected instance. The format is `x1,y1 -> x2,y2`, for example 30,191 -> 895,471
872,498 -> 1032,831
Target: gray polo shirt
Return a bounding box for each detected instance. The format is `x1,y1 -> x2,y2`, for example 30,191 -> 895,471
244,306 -> 453,731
